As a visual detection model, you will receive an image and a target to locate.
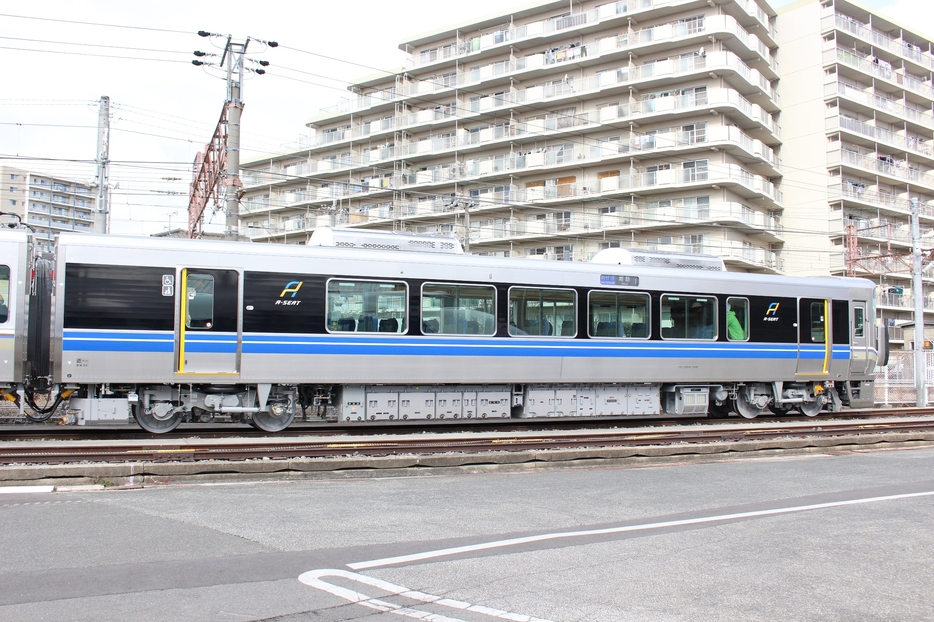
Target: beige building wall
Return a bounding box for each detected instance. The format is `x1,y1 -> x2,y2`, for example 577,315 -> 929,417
775,0 -> 834,275
241,0 -> 784,273
777,0 -> 934,349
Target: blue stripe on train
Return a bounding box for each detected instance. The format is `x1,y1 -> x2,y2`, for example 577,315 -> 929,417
63,330 -> 174,353
62,330 -> 853,360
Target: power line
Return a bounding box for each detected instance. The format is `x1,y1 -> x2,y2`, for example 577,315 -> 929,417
0,13 -> 192,34
0,45 -> 192,63
0,35 -> 192,54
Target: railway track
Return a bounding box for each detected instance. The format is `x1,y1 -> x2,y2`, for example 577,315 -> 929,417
3,407 -> 933,442
2,415 -> 934,466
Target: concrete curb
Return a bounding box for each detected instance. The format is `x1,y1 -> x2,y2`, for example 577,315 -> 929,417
2,432 -> 933,487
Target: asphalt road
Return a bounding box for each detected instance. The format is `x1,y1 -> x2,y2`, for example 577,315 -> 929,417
1,446 -> 933,621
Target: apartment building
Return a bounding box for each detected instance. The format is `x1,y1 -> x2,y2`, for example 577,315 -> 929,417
777,0 -> 934,347
241,0 -> 784,271
0,165 -> 97,252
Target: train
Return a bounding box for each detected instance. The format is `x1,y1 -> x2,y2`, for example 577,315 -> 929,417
0,225 -> 887,433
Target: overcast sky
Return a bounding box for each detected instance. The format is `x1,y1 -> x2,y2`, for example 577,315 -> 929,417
0,0 -> 927,235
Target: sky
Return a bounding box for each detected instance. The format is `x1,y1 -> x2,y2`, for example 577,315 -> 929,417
0,0 -> 929,236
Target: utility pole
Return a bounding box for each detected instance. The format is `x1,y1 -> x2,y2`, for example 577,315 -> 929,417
912,197 -> 927,406
221,37 -> 245,239
188,33 -> 274,239
93,95 -> 110,234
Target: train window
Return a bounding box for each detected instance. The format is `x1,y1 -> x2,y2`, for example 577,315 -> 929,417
326,280 -> 407,333
854,307 -> 864,338
185,273 -> 214,329
0,265 -> 8,324
661,294 -> 717,340
509,287 -> 576,337
588,291 -> 650,338
810,301 -> 825,343
421,283 -> 495,335
726,297 -> 748,341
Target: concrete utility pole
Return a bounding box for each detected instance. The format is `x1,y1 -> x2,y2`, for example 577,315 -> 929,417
221,37 -> 245,239
188,34 -> 274,239
912,197 -> 927,406
93,95 -> 110,234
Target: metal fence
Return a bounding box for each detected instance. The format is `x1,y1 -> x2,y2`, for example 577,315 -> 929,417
875,350 -> 934,406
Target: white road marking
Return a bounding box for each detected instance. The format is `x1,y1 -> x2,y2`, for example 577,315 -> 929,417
298,568 -> 553,622
349,490 -> 934,570
0,486 -> 54,494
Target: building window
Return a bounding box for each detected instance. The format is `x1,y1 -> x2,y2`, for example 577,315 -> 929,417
682,159 -> 709,181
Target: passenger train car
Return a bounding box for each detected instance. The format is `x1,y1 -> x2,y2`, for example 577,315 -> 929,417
0,226 -> 886,432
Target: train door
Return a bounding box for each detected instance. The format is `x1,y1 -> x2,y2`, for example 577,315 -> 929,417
797,298 -> 830,376
176,268 -> 241,376
849,301 -> 870,375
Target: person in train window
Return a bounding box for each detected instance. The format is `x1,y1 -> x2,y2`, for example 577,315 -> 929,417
728,306 -> 746,340
665,305 -> 686,338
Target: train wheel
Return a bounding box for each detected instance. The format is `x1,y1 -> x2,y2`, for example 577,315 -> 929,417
251,408 -> 295,432
799,398 -> 824,417
735,394 -> 768,419
135,404 -> 183,433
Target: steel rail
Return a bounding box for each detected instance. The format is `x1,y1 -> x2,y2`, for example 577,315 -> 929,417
3,407 -> 934,442
2,418 -> 934,466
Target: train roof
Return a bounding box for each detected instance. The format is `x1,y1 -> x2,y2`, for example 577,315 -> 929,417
55,232 -> 875,294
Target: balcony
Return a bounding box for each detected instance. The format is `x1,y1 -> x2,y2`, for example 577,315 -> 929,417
578,163 -> 781,204
831,115 -> 933,159
252,155 -> 782,210
876,292 -> 934,312
828,13 -> 934,72
462,205 -> 781,248
833,148 -> 934,187
247,84 -> 781,179
412,0 -> 776,70
831,48 -> 934,100
313,42 -> 779,128
830,82 -> 934,128
832,182 -> 934,218
846,219 -> 912,245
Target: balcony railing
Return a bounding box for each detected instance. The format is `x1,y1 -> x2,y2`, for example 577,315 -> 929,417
834,115 -> 933,157
316,36 -> 778,123
836,148 -> 933,186
833,48 -> 934,99
831,82 -> 934,127
833,182 -> 934,217
258,88 -> 781,173
832,13 -> 934,72
413,0 -> 775,69
246,157 -> 781,209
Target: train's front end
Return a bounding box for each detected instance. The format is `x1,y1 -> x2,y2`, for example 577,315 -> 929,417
0,228 -> 34,395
